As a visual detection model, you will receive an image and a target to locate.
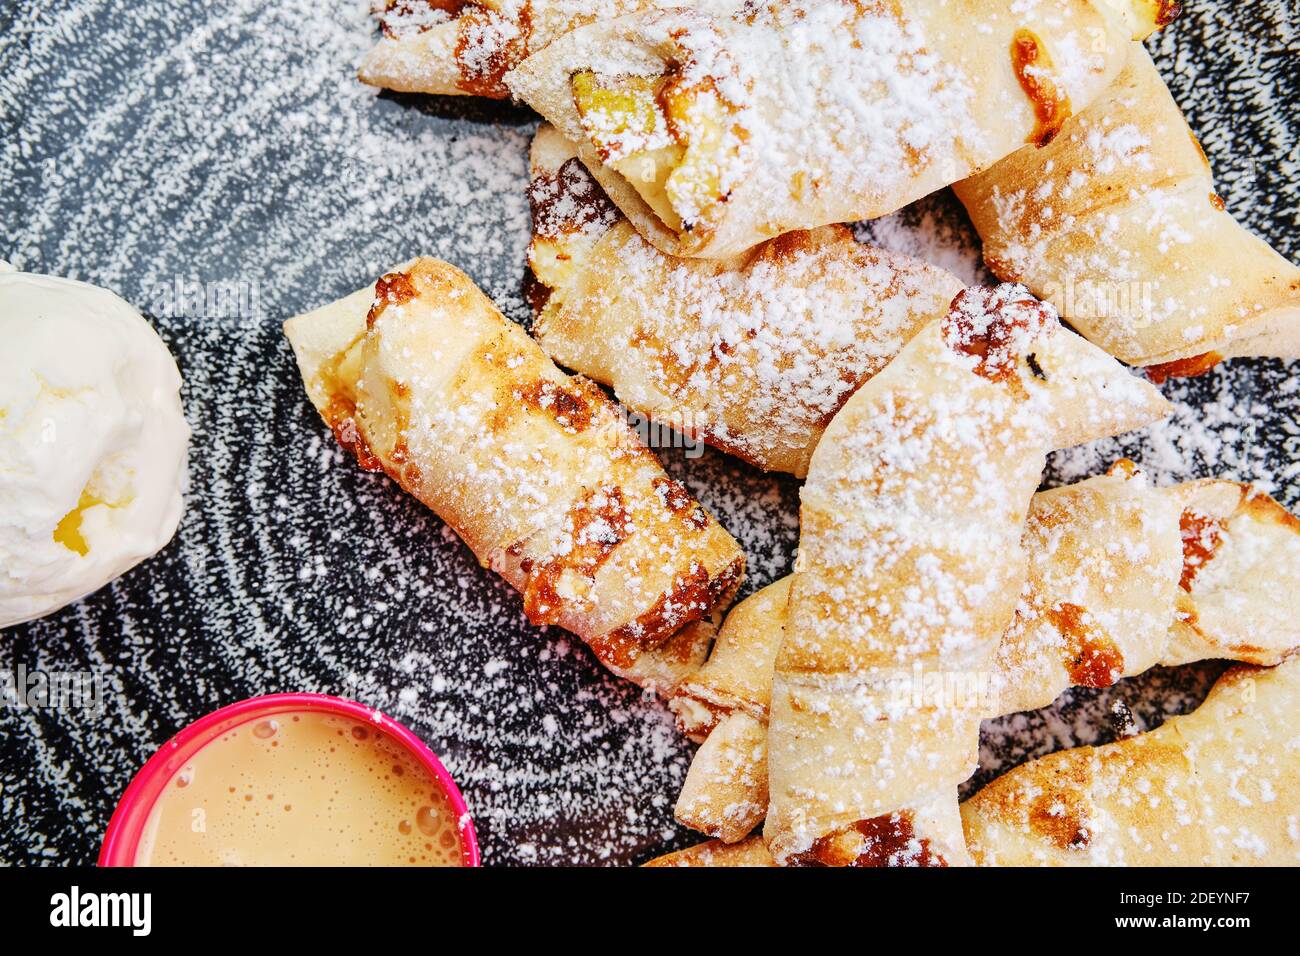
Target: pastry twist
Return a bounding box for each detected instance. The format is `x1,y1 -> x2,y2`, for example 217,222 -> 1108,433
763,285 -> 1169,864
651,658 -> 1299,866
674,466 -> 1300,842
962,657 -> 1300,865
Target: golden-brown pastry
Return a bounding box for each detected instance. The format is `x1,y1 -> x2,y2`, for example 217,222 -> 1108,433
962,657 -> 1300,865
283,258 -> 743,690
990,464 -> 1182,713
508,0 -> 1153,259
655,657 -> 1300,866
955,45 -> 1300,369
672,577 -> 791,745
528,124 -> 965,477
674,464 -> 1300,843
643,836 -> 775,867
657,486 -> 1300,864
997,470 -> 1299,710
670,577 -> 788,840
359,1 -> 743,97
763,285 -> 1171,865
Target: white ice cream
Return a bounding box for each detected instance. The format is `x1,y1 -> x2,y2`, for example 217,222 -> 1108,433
0,267 -> 190,628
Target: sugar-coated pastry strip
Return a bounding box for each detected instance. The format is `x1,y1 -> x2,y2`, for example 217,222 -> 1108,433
676,466 -> 1300,842
359,0 -> 743,97
1160,479 -> 1300,669
508,0 -> 1150,260
962,657 -> 1300,865
674,465 -> 1300,842
672,577 -> 791,745
527,124 -> 965,477
955,45 -> 1300,369
283,258 -> 744,689
996,469 -> 1300,712
654,657 -> 1300,866
643,836 -> 774,867
669,578 -> 787,840
763,285 -> 1170,865
990,463 -> 1182,714
670,579 -> 785,841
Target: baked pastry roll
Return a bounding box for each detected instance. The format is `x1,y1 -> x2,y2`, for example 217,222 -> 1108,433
674,464 -> 1300,843
763,285 -> 1171,865
670,577 -> 789,840
508,0 -> 1148,259
962,657 -> 1300,865
955,45 -> 1300,370
283,257 -> 744,688
995,468 -> 1300,711
656,659 -> 1300,866
1162,480 -> 1300,669
359,1 -> 743,97
528,124 -> 965,477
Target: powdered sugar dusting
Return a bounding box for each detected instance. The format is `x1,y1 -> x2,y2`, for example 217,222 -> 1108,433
532,145 -> 965,475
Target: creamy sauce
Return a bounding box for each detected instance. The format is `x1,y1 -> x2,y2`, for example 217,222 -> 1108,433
134,711 -> 464,866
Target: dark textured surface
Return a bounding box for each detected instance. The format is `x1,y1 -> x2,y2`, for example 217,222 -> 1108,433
0,1 -> 1296,866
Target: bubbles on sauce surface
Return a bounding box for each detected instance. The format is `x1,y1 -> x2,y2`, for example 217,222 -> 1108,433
416,805 -> 441,836
134,711 -> 465,867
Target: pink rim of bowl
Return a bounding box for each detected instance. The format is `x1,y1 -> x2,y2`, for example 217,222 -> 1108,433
98,692 -> 480,867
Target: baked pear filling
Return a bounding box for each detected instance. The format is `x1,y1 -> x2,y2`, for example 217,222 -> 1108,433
570,69 -> 739,236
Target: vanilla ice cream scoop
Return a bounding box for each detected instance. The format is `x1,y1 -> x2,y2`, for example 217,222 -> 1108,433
0,267 -> 189,628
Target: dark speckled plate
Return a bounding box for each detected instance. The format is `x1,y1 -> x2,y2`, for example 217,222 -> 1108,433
0,0 -> 1296,866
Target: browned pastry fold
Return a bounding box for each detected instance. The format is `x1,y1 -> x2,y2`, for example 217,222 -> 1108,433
509,1 -> 1162,259
995,472 -> 1300,708
962,657 -> 1300,865
650,657 -> 1299,865
527,124 -> 965,477
671,465 -> 1300,844
763,285 -> 1171,865
956,45 -> 1300,369
283,257 -> 743,691
361,0 -> 1169,101
644,837 -> 775,867
669,578 -> 786,840
359,1 -> 745,97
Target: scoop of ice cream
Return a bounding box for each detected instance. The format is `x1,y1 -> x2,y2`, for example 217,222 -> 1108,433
0,268 -> 189,628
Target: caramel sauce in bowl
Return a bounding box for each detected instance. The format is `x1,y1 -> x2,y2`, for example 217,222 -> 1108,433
99,694 -> 479,867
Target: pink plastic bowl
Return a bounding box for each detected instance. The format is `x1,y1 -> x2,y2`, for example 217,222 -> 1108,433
99,692 -> 480,867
